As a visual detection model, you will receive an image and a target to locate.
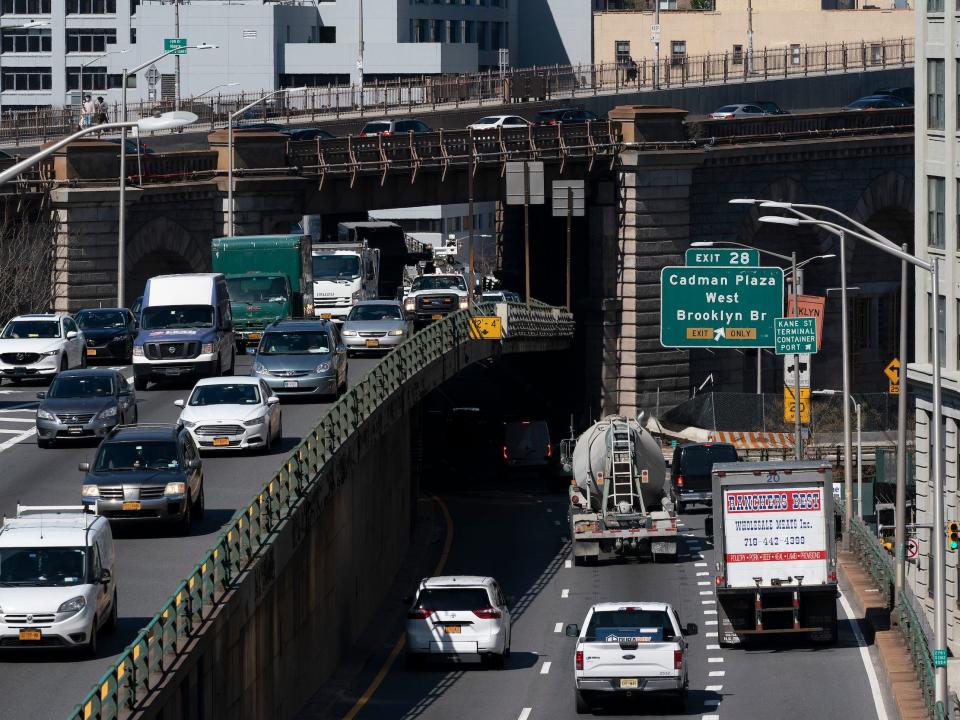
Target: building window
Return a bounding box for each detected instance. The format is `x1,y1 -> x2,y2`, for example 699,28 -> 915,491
869,43 -> 882,65
732,44 -> 743,65
929,176 -> 946,248
465,21 -> 474,43
66,66 -> 122,90
928,59 -> 945,131
66,28 -> 117,53
1,0 -> 50,12
1,28 -> 50,53
671,40 -> 686,66
790,44 -> 801,66
478,21 -> 488,50
65,0 -> 116,12
615,40 -> 630,64
929,293 -> 946,366
1,65 -> 51,90
928,0 -> 944,11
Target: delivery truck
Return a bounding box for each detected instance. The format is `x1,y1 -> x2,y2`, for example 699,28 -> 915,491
711,460 -> 839,646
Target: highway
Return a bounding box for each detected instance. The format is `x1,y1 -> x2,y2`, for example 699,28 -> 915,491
313,483 -> 890,720
0,353 -> 380,720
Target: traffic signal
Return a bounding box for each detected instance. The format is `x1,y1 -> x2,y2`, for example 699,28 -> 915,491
947,521 -> 960,552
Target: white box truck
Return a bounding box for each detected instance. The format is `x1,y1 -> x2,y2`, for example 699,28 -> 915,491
711,460 -> 838,646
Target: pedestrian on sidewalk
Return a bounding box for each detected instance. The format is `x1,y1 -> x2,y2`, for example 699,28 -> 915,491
80,95 -> 94,130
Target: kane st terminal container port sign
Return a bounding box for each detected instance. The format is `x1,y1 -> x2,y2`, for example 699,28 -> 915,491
660,266 -> 784,348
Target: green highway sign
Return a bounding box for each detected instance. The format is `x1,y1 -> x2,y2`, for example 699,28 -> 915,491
660,266 -> 784,348
684,248 -> 760,267
164,37 -> 188,55
775,316 -> 818,355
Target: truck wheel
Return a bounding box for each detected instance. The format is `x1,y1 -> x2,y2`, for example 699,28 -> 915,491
575,689 -> 591,715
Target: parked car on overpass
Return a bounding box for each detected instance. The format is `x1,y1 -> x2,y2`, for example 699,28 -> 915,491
467,115 -> 531,130
709,103 -> 768,119
872,86 -> 914,105
359,119 -> 432,137
842,94 -> 911,111
535,108 -> 599,125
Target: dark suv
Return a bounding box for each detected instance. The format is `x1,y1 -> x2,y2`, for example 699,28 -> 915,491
79,424 -> 204,534
669,442 -> 739,513
535,108 -> 599,125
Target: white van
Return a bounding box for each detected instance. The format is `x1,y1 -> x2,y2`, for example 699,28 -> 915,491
0,506 -> 117,655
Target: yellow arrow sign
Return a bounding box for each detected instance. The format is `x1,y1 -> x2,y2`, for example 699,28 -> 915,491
884,358 -> 901,384
468,316 -> 503,340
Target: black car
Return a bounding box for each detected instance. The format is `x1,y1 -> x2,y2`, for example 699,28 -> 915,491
35,368 -> 136,447
873,87 -> 914,105
535,108 -> 600,125
75,307 -> 137,362
79,424 -> 204,534
669,442 -> 739,513
283,127 -> 335,141
842,94 -> 910,111
234,122 -> 284,132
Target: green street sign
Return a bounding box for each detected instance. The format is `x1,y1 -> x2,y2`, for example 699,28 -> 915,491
684,247 -> 760,267
934,648 -> 948,667
660,266 -> 784,348
164,37 -> 188,55
774,316 -> 818,355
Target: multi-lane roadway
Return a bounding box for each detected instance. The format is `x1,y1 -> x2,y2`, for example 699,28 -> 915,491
313,482 -> 892,720
0,354 -> 380,720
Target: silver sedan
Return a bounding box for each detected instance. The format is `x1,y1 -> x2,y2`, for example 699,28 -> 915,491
341,301 -> 412,355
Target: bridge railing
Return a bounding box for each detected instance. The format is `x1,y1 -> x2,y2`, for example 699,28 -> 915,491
66,301 -> 573,720
0,36 -> 913,148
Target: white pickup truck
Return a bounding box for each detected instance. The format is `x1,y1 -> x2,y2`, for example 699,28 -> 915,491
565,602 -> 695,714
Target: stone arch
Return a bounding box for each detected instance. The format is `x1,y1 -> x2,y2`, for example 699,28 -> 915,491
850,170 -> 914,251
125,216 -> 206,306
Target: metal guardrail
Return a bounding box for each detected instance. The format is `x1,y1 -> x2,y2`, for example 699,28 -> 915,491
66,301 -> 573,720
0,37 -> 914,148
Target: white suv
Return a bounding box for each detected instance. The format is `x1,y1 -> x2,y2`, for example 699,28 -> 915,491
402,274 -> 469,325
566,601 -> 695,714
405,575 -> 511,668
0,505 -> 117,655
0,313 -> 85,384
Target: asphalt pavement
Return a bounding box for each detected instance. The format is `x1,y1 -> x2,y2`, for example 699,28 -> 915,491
313,480 -> 891,720
0,353 -> 380,720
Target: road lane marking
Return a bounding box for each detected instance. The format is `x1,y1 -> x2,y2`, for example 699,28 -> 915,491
564,560 -> 572,569
0,426 -> 35,452
554,623 -> 563,633
554,520 -> 560,526
708,657 -> 724,663
706,644 -> 721,650
546,508 -> 552,513
0,417 -> 36,423
702,716 -> 720,720
705,620 -> 718,626
838,589 -> 889,720
706,685 -> 723,691
341,494 -> 454,720
698,581 -> 711,586
0,428 -> 26,434
540,661 -> 552,675
709,671 -> 725,677
699,591 -> 712,595
518,709 -> 532,720
704,610 -> 717,615
561,588 -> 569,598
695,562 -> 708,567
706,632 -> 718,638
701,600 -> 715,605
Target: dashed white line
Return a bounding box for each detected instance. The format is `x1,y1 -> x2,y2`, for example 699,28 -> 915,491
705,684 -> 723,691
709,670 -> 725,677
705,620 -> 718,626
554,622 -> 563,633
698,581 -> 711,586
564,560 -> 572,569
701,600 -> 715,605
708,657 -> 724,663
702,715 -> 720,720
699,591 -> 712,595
695,562 -> 708,567
518,709 -> 532,720
704,610 -> 717,615
561,588 -> 569,598
540,661 -> 552,675
706,644 -> 721,650
696,572 -> 710,576
706,632 -> 718,638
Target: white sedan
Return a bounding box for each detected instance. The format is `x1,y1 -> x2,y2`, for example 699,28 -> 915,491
467,115 -> 531,130
174,376 -> 282,453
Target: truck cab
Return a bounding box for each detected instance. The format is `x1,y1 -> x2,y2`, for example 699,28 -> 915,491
402,273 -> 469,325
312,244 -> 380,320
224,273 -> 291,351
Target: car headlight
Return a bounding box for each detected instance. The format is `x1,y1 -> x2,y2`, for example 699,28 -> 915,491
164,481 -> 186,496
42,349 -> 60,356
243,415 -> 266,427
459,298 -> 469,309
36,408 -> 55,421
341,329 -> 358,337
81,484 -> 99,497
201,342 -> 214,354
132,345 -> 144,357
57,596 -> 86,614
97,405 -> 117,420
316,362 -> 331,373
404,299 -> 415,312
180,418 -> 196,428
389,329 -> 405,336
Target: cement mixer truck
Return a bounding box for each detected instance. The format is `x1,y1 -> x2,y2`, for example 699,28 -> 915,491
562,415 -> 679,565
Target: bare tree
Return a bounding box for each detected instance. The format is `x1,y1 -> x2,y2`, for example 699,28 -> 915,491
0,195 -> 56,324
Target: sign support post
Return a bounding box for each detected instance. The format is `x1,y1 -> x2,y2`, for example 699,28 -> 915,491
791,251 -> 802,459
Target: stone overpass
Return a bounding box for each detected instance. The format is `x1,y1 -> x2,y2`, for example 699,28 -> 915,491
46,107 -> 913,415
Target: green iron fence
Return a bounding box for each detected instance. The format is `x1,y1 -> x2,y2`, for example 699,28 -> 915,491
67,301 -> 573,720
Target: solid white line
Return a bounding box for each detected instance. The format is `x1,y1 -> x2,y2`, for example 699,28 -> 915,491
697,572 -> 710,576
695,562 -> 708,567
708,657 -> 724,663
564,560 -> 572,569
0,427 -> 35,452
838,589 -> 889,720
706,644 -> 721,650
561,588 -> 569,598
705,684 -> 723,691
540,661 -> 551,675
518,709 -> 532,720
709,670 -> 725,677
554,623 -> 563,633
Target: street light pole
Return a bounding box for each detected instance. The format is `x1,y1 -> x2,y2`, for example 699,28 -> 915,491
357,0 -> 365,113
856,397 -> 862,518
791,250 -> 802,459
895,243 -> 909,607
838,229 -> 854,540
467,127 -> 475,307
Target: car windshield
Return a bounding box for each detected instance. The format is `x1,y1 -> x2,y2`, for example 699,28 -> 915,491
680,444 -> 739,476
348,304 -> 403,321
362,122 -> 391,134
2,320 -> 60,339
411,276 -> 466,292
76,310 -> 126,330
48,375 -> 114,398
476,117 -> 501,124
313,255 -> 361,281
227,276 -> 288,304
94,441 -> 180,472
188,383 -> 260,406
141,305 -> 213,329
585,609 -> 676,642
260,330 -> 330,355
0,547 -> 86,587
415,588 -> 492,611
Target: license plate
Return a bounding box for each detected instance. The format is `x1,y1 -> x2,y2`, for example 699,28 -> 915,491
213,437 -> 230,447
365,339 -> 380,348
283,380 -> 299,388
19,630 -> 40,641
68,425 -> 83,435
619,678 -> 639,689
162,368 -> 182,376
13,367 -> 25,375
248,333 -> 261,341
443,625 -> 461,634
321,313 -> 332,319
431,314 -> 442,321
121,501 -> 141,511
86,348 -> 97,356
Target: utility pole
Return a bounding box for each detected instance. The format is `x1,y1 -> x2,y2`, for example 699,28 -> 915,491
467,127 -> 475,306
791,251 -> 802,459
174,0 -> 181,111
357,0 -> 365,113
653,0 -> 661,90
747,0 -> 754,75
893,245 -> 908,610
